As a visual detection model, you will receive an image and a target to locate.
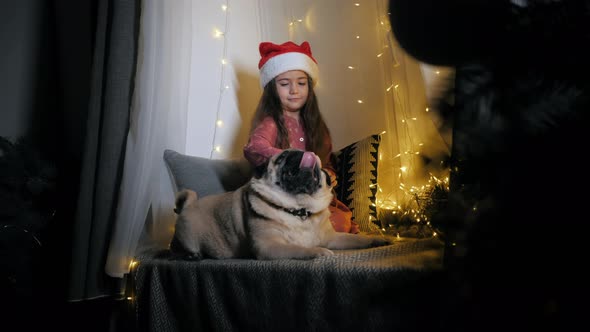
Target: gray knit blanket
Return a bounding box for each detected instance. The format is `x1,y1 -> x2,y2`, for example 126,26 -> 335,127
131,237 -> 445,332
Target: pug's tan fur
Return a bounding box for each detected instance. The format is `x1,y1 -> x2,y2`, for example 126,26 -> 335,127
171,150 -> 392,260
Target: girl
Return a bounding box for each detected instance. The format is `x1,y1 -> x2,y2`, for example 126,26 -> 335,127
243,40 -> 359,234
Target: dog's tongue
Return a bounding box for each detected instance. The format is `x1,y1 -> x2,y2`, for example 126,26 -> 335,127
299,151 -> 317,169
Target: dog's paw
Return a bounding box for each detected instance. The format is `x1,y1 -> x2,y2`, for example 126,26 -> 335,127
311,247 -> 334,258
369,236 -> 393,248
168,251 -> 203,261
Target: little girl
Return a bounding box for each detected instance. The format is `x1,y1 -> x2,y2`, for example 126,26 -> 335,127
243,40 -> 359,234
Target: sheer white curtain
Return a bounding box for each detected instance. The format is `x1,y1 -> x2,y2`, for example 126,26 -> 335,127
105,0 -> 266,278
105,0 -> 192,277
104,0 -> 264,278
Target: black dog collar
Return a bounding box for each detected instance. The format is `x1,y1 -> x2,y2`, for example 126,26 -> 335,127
285,207 -> 312,220
248,187 -> 312,220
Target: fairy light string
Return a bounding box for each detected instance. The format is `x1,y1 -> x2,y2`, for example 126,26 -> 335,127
371,0 -> 450,236
210,1 -> 230,159
283,1 -> 450,236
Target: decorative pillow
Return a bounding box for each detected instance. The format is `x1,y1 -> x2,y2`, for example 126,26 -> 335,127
163,149 -> 253,198
333,134 -> 381,233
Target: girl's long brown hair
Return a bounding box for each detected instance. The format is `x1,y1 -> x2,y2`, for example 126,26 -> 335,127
249,76 -> 332,165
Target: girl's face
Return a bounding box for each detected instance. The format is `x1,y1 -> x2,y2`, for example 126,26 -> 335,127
274,70 -> 309,113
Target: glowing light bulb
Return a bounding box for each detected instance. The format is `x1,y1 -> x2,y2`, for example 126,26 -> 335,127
216,120 -> 223,127
213,29 -> 224,38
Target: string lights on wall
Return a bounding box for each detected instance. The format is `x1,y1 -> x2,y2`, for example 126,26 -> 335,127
351,2 -> 365,105
287,4 -> 305,43
210,1 -> 230,159
358,1 -> 449,235
282,1 -> 447,233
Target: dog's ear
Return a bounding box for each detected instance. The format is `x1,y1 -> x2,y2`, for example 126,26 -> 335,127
253,160 -> 270,179
174,191 -> 187,214
174,189 -> 197,214
272,150 -> 288,166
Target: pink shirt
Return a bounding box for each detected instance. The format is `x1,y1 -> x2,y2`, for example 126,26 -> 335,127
243,116 -> 336,176
243,115 -> 359,234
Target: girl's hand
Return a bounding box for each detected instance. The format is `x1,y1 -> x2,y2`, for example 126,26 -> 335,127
324,168 -> 338,187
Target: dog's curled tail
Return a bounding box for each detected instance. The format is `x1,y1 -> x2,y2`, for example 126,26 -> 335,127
174,189 -> 198,214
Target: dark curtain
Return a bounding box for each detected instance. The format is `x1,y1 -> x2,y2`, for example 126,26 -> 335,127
26,0 -> 140,302
65,0 -> 140,301
2,0 -> 140,329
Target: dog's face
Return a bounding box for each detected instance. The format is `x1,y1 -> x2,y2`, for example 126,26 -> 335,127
260,149 -> 331,196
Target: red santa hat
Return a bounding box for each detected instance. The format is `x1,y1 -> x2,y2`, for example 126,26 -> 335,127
258,41 -> 319,88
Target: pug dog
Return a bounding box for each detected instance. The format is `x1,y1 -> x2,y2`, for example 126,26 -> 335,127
170,149 -> 392,260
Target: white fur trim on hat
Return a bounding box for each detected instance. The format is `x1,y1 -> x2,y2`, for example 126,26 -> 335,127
259,52 -> 319,88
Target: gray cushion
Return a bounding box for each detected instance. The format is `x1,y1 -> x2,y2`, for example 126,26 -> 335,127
163,149 -> 253,198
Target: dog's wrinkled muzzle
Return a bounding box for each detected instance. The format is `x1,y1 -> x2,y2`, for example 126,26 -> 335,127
279,150 -> 321,195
